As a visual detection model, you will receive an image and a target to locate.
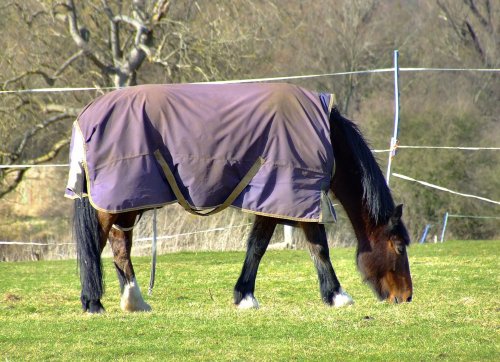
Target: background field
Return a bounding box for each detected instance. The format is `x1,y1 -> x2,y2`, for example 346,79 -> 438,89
0,240 -> 498,361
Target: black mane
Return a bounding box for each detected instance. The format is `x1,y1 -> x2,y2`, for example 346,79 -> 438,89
330,108 -> 395,225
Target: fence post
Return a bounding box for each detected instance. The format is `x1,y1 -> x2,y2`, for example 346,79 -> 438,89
440,212 -> 449,243
419,224 -> 431,243
386,49 -> 401,185
284,225 -> 294,247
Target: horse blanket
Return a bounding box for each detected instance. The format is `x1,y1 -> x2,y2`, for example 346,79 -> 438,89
65,83 -> 336,222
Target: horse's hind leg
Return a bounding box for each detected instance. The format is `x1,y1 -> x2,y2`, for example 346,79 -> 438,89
300,222 -> 354,307
234,215 -> 277,309
108,212 -> 151,312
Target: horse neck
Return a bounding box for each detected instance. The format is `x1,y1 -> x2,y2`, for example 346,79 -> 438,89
328,112 -> 393,252
330,147 -> 384,252
332,178 -> 375,250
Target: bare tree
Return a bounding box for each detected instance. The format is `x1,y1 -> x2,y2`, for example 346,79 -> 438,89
274,0 -> 383,114
437,0 -> 499,67
53,0 -> 170,88
328,0 -> 380,113
0,0 -> 278,198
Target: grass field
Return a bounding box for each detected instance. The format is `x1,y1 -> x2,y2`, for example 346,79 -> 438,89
1,240 -> 498,361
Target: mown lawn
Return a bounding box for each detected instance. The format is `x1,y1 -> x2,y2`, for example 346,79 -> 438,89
0,240 -> 498,361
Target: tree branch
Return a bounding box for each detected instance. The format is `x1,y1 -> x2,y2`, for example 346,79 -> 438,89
0,138 -> 70,199
41,104 -> 80,116
2,49 -> 84,89
29,138 -> 70,165
101,0 -> 123,61
53,50 -> 85,78
13,114 -> 70,161
113,15 -> 148,34
2,70 -> 55,89
64,0 -> 111,72
152,0 -> 171,24
437,0 -> 463,39
465,0 -> 490,29
0,168 -> 28,199
465,20 -> 486,61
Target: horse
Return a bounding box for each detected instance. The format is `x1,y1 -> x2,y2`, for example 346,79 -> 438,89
66,83 -> 412,313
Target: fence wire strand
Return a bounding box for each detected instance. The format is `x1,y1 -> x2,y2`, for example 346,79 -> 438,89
1,67 -> 499,94
392,173 -> 500,205
2,66 -> 498,250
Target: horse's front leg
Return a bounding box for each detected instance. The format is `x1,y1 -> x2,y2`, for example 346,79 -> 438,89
300,222 -> 354,307
234,215 -> 277,309
109,213 -> 151,312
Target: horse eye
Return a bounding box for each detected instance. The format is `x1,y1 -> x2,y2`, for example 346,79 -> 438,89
395,243 -> 405,255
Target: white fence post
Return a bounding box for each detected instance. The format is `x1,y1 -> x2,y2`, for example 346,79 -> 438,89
440,212 -> 449,243
284,225 -> 294,248
386,49 -> 401,185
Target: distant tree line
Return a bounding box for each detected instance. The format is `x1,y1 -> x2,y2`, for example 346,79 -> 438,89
0,0 -> 498,240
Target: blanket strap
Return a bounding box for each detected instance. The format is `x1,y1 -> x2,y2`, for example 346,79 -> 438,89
154,149 -> 264,217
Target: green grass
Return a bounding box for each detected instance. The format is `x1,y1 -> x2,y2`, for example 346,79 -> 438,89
1,240 -> 498,361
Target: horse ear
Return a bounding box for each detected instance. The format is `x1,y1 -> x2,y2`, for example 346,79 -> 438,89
389,204 -> 403,228
393,204 -> 403,219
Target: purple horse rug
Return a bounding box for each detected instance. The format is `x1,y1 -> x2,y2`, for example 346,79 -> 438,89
65,83 -> 337,223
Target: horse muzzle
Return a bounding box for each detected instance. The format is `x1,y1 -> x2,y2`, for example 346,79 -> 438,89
388,292 -> 413,304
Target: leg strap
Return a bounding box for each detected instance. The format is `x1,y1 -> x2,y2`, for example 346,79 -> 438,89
154,149 -> 264,217
112,213 -> 143,232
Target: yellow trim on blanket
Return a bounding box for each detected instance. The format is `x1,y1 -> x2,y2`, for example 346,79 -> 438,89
69,193 -> 328,223
328,93 -> 337,113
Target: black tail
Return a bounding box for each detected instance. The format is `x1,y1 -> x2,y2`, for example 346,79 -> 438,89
74,197 -> 104,310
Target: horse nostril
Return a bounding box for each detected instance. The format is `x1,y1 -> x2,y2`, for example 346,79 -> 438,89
406,295 -> 412,302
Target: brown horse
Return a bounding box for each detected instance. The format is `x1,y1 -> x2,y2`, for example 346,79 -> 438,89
70,84 -> 412,313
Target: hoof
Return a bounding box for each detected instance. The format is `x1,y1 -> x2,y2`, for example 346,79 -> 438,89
120,278 -> 152,312
121,299 -> 152,312
332,288 -> 354,308
82,299 -> 105,314
237,295 -> 259,310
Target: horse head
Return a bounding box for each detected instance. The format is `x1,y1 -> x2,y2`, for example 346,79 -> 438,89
357,204 -> 413,303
